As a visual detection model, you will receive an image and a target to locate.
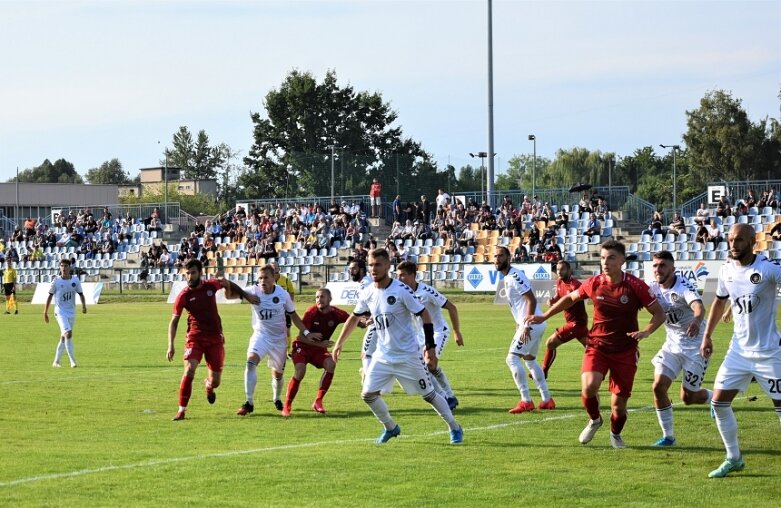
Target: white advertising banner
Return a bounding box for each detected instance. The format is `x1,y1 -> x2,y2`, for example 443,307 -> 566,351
642,260 -> 723,293
325,281 -> 363,306
32,282 -> 104,305
462,263 -> 554,292
493,279 -> 557,305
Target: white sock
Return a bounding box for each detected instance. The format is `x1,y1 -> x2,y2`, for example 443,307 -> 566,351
712,400 -> 741,460
656,404 -> 674,439
426,392 -> 459,430
64,339 -> 77,365
272,375 -> 283,402
244,360 -> 258,404
506,354 -> 531,402
54,340 -> 65,364
363,394 -> 395,430
525,359 -> 550,402
178,405 -> 186,412
430,366 -> 455,398
775,406 -> 781,424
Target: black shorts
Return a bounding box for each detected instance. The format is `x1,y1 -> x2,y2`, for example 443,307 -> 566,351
3,283 -> 14,296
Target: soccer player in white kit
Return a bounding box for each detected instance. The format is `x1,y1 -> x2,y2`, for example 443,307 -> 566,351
493,246 -> 555,413
333,248 -> 463,444
648,251 -> 713,447
236,265 -> 317,416
44,259 -> 87,368
396,260 -> 465,410
701,224 -> 781,478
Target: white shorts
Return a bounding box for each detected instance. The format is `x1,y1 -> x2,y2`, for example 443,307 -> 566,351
363,354 -> 434,396
651,348 -> 709,391
370,196 -> 381,206
508,323 -> 546,357
416,327 -> 450,356
247,332 -> 287,372
714,347 -> 781,399
55,313 -> 76,336
362,325 -> 377,357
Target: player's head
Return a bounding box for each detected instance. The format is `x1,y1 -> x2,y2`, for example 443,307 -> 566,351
59,258 -> 72,277
395,260 -> 417,287
367,248 -> 391,283
315,287 -> 332,311
493,246 -> 511,273
651,250 -> 676,286
727,223 -> 755,263
185,259 -> 203,288
258,265 -> 275,293
600,239 -> 626,277
349,259 -> 366,282
556,260 -> 572,280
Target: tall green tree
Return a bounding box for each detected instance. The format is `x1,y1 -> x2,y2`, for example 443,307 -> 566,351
495,154 -> 552,191
163,126 -> 226,181
12,159 -> 83,183
242,69 -> 430,199
683,89 -> 779,188
85,159 -> 131,184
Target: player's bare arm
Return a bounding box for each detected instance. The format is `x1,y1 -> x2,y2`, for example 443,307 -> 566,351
686,300 -> 705,337
526,290 -> 581,325
701,296 -> 728,358
78,292 -> 87,313
43,293 -> 53,323
332,313 -> 363,361
167,314 -> 180,362
219,278 -> 260,304
443,300 -> 465,346
627,301 -> 666,341
289,311 -> 322,341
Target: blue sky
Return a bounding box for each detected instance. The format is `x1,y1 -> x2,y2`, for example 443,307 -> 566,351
1,0 -> 778,183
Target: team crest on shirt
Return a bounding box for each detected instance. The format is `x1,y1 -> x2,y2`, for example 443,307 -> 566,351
71,282 -> 76,287
387,296 -> 397,305
207,290 -> 214,297
620,295 -> 629,304
328,320 -> 335,327
670,293 -> 679,302
750,273 -> 761,284
273,296 -> 280,303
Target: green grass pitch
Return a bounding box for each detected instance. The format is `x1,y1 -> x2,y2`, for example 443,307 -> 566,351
1,300 -> 779,507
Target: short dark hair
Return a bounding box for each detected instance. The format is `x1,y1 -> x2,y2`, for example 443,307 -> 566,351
369,247 -> 390,261
396,260 -> 417,274
556,260 -> 571,269
496,246 -> 511,257
185,259 -> 203,272
652,250 -> 675,262
349,259 -> 366,272
600,239 -> 626,257
59,259 -> 71,266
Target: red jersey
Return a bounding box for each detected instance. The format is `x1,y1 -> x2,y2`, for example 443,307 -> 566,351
302,305 -> 350,341
552,277 -> 588,326
576,272 -> 656,353
173,279 -> 224,345
369,182 -> 382,197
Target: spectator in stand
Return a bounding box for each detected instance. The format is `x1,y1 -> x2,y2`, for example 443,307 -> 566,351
414,221 -> 433,242
436,189 -> 451,212
584,213 -> 602,238
706,219 -> 723,245
513,243 -> 529,263
555,209 -> 569,230
767,189 -> 778,210
369,178 -> 382,218
534,241 -> 546,262
745,189 -> 757,208
716,196 -> 731,218
193,221 -> 206,237
392,195 -> 402,223
458,226 -> 476,250
595,199 -> 610,220
669,212 -> 686,236
400,219 -> 415,241
418,195 -> 433,225
695,202 -> 710,226
579,193 -> 592,213
695,223 -> 709,245
769,221 -> 781,241
545,237 -> 562,262
734,200 -> 748,218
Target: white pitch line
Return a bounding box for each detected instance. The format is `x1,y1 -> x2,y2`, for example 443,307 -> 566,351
1,396 -> 754,488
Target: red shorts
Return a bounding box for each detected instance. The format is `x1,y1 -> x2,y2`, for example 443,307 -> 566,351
290,341 -> 332,369
184,339 -> 225,372
581,346 -> 639,398
555,321 -> 589,343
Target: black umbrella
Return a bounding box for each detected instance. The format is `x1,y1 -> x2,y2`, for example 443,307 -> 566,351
568,183 -> 593,193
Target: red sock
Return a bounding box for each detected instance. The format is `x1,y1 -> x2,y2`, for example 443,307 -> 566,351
317,372 -> 334,400
581,394 -> 601,420
542,348 -> 556,374
610,412 -> 627,435
286,377 -> 301,405
179,375 -> 194,407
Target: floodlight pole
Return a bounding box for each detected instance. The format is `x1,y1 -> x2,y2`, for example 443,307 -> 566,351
528,135 -> 536,199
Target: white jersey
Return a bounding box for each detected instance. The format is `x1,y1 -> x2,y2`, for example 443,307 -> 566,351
649,275 -> 704,353
247,284 -> 295,341
412,281 -> 449,332
49,275 -> 83,316
354,278 -> 424,362
716,254 -> 781,354
503,267 -> 542,324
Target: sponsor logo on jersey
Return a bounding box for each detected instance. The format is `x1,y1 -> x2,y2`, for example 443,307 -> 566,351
733,294 -> 760,314
467,267 -> 483,289
750,273 -> 761,284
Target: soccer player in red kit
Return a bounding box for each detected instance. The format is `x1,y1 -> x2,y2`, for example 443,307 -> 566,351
540,260 -> 589,379
282,288 -> 349,416
167,259 -> 258,421
527,240 -> 665,448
